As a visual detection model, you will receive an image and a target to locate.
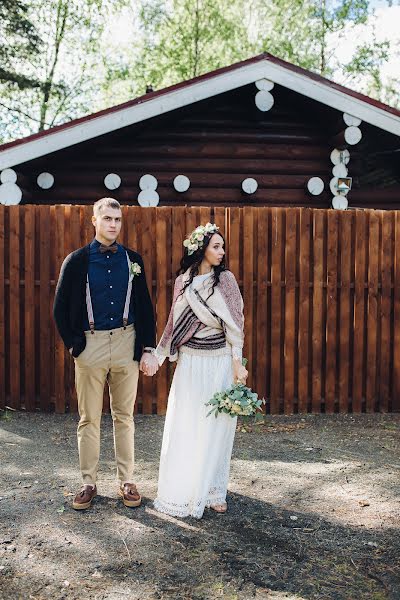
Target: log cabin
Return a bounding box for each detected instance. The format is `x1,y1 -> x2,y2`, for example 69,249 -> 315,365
0,52 -> 399,209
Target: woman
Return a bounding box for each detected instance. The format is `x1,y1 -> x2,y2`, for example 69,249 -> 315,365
154,223 -> 248,518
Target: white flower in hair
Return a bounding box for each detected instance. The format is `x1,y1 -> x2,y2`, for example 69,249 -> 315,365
183,222 -> 220,255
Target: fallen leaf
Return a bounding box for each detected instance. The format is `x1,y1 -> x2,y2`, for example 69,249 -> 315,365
359,500 -> 370,507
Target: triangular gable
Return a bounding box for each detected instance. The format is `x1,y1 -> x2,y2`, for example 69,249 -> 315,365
1,52 -> 400,170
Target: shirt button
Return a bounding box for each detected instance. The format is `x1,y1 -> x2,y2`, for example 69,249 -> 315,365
110,285 -> 112,289
111,301 -> 114,305
110,317 -> 113,321
107,256 -> 110,259
108,270 -> 111,273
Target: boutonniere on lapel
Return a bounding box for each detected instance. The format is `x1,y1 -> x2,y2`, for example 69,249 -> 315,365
129,262 -> 142,281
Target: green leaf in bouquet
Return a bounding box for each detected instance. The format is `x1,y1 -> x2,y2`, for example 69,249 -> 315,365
242,357 -> 248,367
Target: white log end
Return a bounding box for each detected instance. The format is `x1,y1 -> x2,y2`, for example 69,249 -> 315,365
242,178 -> 258,194
0,182 -> 22,205
173,175 -> 190,192
344,126 -> 362,146
37,172 -> 54,189
330,177 -> 340,196
104,173 -> 121,190
307,177 -> 324,196
139,174 -> 158,190
255,90 -> 274,112
332,163 -> 348,177
0,168 -> 17,184
330,148 -> 350,165
138,189 -> 159,207
343,113 -> 362,127
332,196 -> 348,210
255,78 -> 274,91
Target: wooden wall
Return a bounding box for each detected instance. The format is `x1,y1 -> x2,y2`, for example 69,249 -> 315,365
1,204 -> 399,415
16,85 -> 399,208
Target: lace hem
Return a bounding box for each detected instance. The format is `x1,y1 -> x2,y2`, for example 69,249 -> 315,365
154,497 -> 205,519
154,489 -> 227,519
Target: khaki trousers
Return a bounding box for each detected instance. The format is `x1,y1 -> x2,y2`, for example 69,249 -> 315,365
74,324 -> 139,485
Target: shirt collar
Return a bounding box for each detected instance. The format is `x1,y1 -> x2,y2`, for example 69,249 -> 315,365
90,238 -> 121,251
90,238 -> 101,249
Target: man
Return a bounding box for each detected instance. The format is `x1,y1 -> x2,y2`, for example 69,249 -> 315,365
54,197 -> 159,510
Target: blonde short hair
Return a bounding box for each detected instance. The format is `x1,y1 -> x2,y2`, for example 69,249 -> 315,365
93,197 -> 121,217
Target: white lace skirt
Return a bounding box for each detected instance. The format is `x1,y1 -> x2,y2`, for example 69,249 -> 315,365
154,350 -> 236,519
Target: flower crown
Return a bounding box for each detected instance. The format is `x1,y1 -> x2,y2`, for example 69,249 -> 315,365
183,222 -> 220,255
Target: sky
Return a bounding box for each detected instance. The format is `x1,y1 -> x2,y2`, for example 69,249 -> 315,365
331,3 -> 400,89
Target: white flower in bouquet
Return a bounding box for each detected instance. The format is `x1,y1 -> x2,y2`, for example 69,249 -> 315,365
205,358 -> 265,423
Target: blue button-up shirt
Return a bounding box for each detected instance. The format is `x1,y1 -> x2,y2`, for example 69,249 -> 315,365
83,239 -> 134,331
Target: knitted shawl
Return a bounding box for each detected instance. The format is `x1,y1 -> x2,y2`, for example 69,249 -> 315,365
155,269 -> 244,365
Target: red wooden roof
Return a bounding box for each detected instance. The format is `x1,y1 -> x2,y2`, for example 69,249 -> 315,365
1,52 -> 399,159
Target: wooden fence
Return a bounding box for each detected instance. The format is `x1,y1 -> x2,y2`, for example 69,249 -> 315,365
0,204 -> 399,415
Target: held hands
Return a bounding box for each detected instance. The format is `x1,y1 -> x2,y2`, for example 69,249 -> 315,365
233,358 -> 248,384
140,352 -> 159,376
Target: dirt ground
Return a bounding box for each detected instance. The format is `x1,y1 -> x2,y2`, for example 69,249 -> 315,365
0,411 -> 399,600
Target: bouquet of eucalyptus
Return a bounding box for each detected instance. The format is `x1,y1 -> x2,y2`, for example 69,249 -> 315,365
205,359 -> 265,423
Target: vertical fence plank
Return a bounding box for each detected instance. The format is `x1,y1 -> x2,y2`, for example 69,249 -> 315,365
353,210 -> 367,413
325,210 -> 338,413
24,206 -> 36,411
339,212 -> 352,413
9,207 -> 20,409
186,206 -> 201,239
284,208 -> 296,414
270,207 -> 283,413
393,212 -> 400,413
156,207 -> 170,415
228,207 -> 241,282
255,208 -> 268,403
39,206 -> 51,410
380,211 -> 392,412
312,210 -> 324,413
214,207 -> 226,239
298,208 -> 311,413
172,207 -> 186,275
126,206 -> 138,251
0,207 -> 5,409
243,208 -> 254,388
83,205 -> 93,245
366,211 -> 379,413
54,206 -> 65,413
200,207 -> 212,227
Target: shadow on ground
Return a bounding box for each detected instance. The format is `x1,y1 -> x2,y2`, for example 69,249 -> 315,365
0,412 -> 399,600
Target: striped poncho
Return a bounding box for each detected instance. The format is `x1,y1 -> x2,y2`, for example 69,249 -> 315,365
155,269 -> 244,364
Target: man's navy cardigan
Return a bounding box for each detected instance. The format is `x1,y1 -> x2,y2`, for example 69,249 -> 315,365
53,244 -> 156,361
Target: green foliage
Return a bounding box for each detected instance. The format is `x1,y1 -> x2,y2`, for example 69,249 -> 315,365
0,409 -> 13,421
205,380 -> 265,421
0,0 -> 42,89
134,0 -> 252,89
0,0 -> 398,144
0,0 -> 128,141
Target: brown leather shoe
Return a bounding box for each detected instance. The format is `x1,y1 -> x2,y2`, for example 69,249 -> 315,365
72,484 -> 97,510
118,483 -> 141,508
